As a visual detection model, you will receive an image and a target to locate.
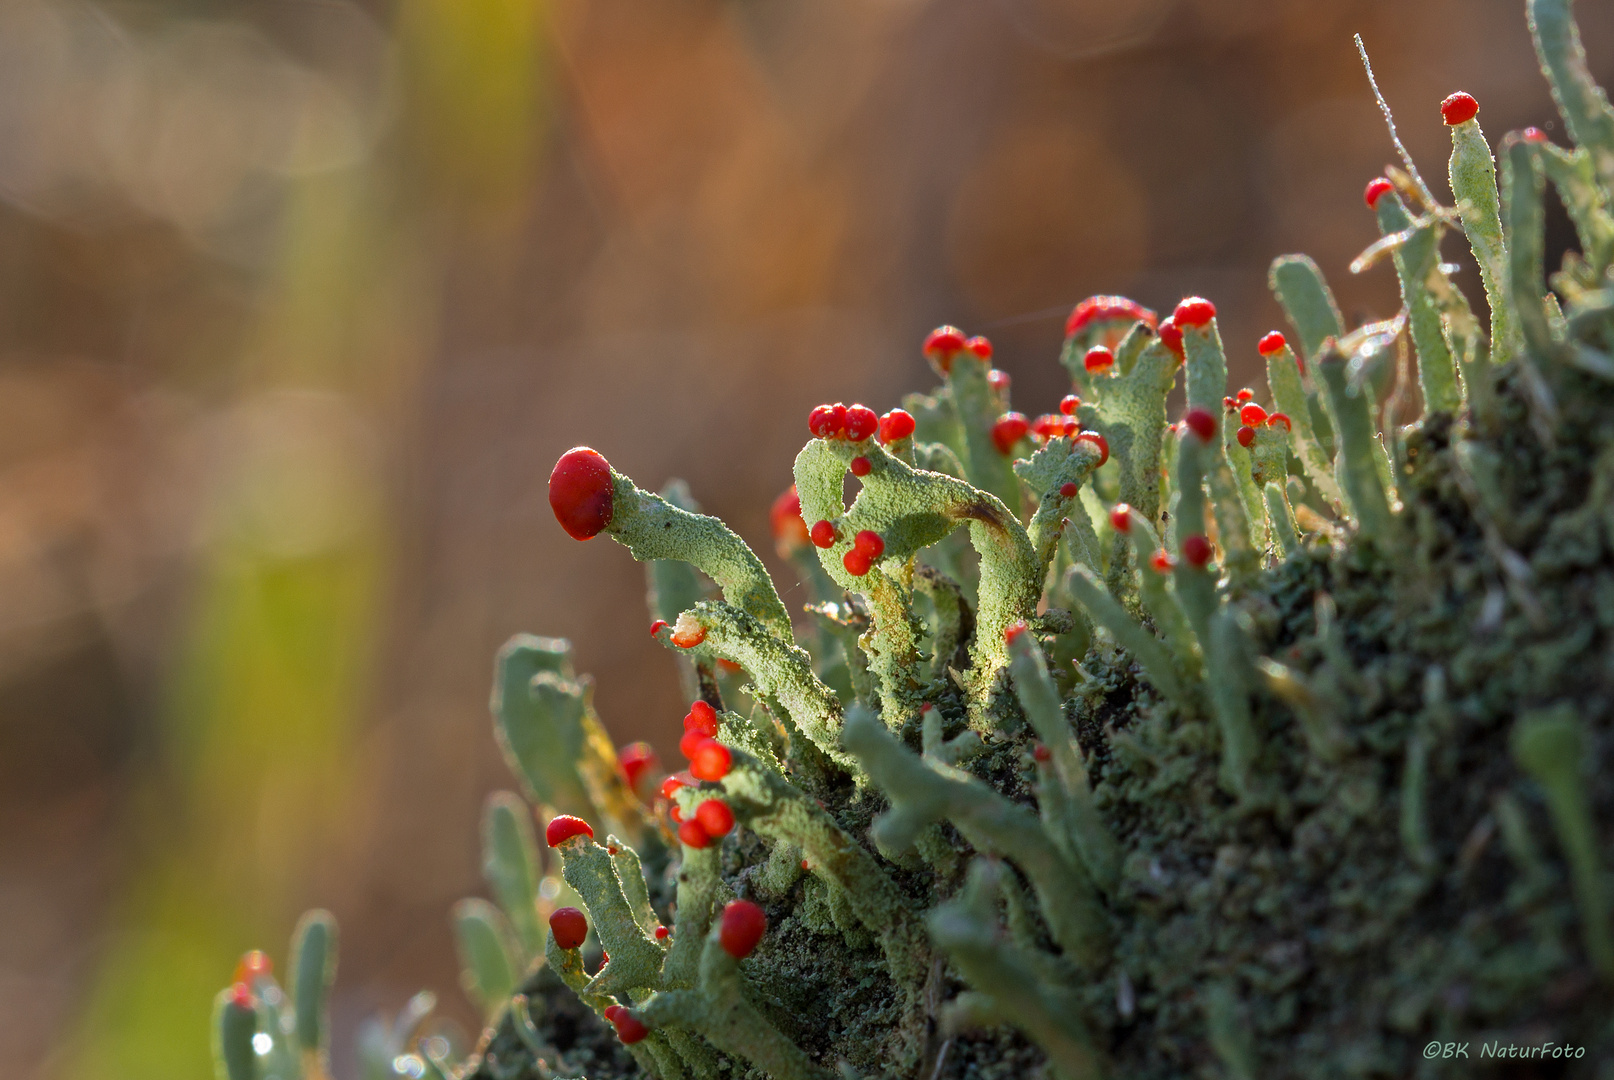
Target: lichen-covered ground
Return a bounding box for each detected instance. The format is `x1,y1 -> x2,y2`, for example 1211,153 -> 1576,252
470,358 -> 1614,1080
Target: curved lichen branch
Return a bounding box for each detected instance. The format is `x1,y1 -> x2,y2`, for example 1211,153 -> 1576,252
670,600 -> 857,773
550,447 -> 792,641
1015,435 -> 1106,574
550,832 -> 667,997
793,437 -> 1042,726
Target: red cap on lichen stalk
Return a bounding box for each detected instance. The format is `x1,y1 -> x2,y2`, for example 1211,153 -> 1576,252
618,742 -> 659,797
1183,408 -> 1216,442
1173,296 -> 1215,328
550,447 -> 614,540
1064,295 -> 1157,350
878,409 -> 915,444
770,485 -> 810,557
549,907 -> 588,950
719,900 -> 767,959
1157,316 -> 1184,360
1440,91 -> 1478,126
923,326 -> 968,374
546,815 -> 594,847
991,412 -> 1030,455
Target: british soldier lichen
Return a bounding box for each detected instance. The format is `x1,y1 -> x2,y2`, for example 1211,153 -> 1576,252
211,2 -> 1614,1077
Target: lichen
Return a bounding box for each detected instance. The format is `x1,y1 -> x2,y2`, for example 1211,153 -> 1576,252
210,1 -> 1614,1077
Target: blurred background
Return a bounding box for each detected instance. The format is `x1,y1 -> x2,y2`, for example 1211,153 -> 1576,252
0,0 -> 1608,1076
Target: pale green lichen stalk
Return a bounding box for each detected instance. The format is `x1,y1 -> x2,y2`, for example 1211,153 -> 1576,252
212,2 -> 1614,1076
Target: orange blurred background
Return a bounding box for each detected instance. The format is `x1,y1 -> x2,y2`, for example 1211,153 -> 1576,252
1,0 -> 1608,1076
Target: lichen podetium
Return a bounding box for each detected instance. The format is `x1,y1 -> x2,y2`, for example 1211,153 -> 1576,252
212,1 -> 1614,1076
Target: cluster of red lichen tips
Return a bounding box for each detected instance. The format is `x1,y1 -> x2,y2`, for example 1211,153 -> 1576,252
1221,387 -> 1291,447
807,517 -> 886,577
808,402 -> 879,441
922,325 -> 993,374
666,700 -> 735,848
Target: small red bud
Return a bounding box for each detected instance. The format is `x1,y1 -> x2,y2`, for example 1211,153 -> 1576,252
1239,403 -> 1268,427
1258,330 -> 1287,356
987,368 -> 1009,395
689,739 -> 732,781
1084,346 -> 1115,374
679,729 -> 712,761
610,1009 -> 649,1044
801,859 -> 810,870
549,907 -> 588,950
228,982 -> 255,1010
1268,412 -> 1292,432
769,486 -> 810,553
1031,413 -> 1065,439
1183,408 -> 1216,442
842,548 -> 873,576
1182,534 -> 1213,568
853,530 -> 885,559
678,818 -> 712,848
720,900 -> 767,959
1059,394 -> 1081,415
991,412 -> 1030,455
878,409 -> 916,444
849,456 -> 872,477
1364,177 -> 1394,208
1062,417 -> 1079,437
669,613 -> 706,648
619,742 -> 659,792
808,404 -> 836,439
1110,503 -> 1132,533
1441,91 -> 1478,126
1173,297 -> 1216,328
655,925 -> 670,940
1004,621 -> 1028,644
1522,126 -> 1547,143
1150,549 -> 1175,573
924,326 -> 968,371
1157,316 -> 1185,360
970,337 -> 996,361
1075,430 -> 1109,466
1060,482 -> 1079,498
1223,396 -> 1237,411
1032,743 -> 1052,763
844,405 -> 879,442
717,658 -> 743,674
685,700 -> 719,736
651,619 -> 669,638
233,950 -> 272,986
810,520 -> 837,548
1236,427 -> 1256,448
546,815 -> 594,847
1236,388 -> 1254,404
669,803 -> 684,823
695,799 -> 735,837
549,448 -> 615,540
